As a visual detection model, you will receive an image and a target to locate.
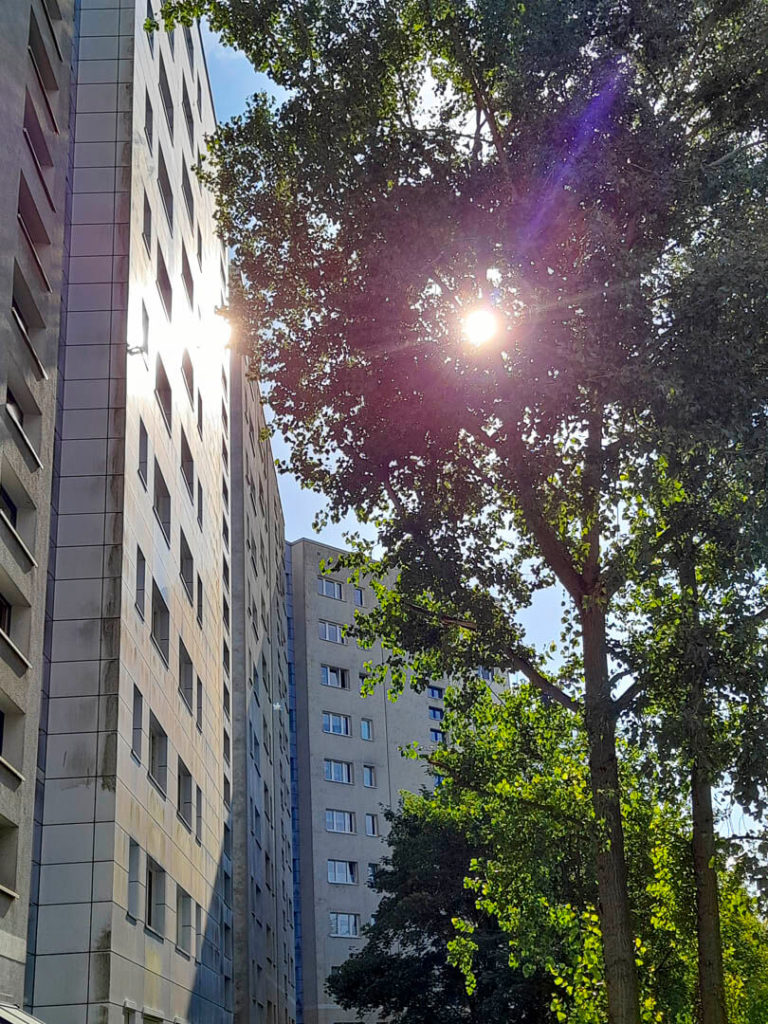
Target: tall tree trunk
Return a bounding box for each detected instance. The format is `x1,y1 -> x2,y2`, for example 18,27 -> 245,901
582,606 -> 641,1024
679,557 -> 729,1024
691,754 -> 729,1023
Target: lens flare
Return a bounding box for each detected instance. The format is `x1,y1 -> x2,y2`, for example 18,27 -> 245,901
462,308 -> 499,347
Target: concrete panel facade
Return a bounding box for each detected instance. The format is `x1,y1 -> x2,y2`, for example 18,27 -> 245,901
0,0 -> 75,1007
288,539 -> 442,1024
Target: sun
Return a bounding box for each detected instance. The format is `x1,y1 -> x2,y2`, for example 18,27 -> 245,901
462,307 -> 499,347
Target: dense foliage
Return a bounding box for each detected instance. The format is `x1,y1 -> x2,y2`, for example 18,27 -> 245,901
326,799 -> 552,1023
157,2 -> 768,1020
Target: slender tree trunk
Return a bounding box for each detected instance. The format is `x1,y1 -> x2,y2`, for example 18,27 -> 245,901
678,556 -> 729,1024
691,762 -> 728,1024
582,606 -> 641,1024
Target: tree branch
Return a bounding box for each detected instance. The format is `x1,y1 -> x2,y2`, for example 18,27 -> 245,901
613,678 -> 647,716
507,650 -> 582,714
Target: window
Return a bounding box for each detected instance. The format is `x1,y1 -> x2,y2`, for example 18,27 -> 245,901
223,729 -> 230,765
196,226 -> 203,268
152,461 -> 171,542
427,685 -> 444,700
158,56 -> 174,136
196,76 -> 202,116
150,582 -> 170,663
135,546 -> 146,618
319,620 -> 345,644
157,148 -> 173,229
128,839 -> 141,918
0,486 -> 17,528
322,712 -> 350,737
142,190 -> 152,251
195,784 -> 202,841
222,517 -> 229,551
223,774 -> 231,807
428,706 -> 444,721
477,667 -> 494,683
183,25 -> 195,67
361,718 -> 373,741
176,885 -> 192,952
222,478 -> 229,508
354,587 -> 364,607
327,860 -> 357,885
365,814 -> 378,837
131,686 -> 143,760
155,356 -> 172,429
182,80 -> 194,145
180,429 -> 194,496
177,757 -> 192,827
325,809 -> 355,833
145,0 -> 155,54
138,418 -> 148,486
197,481 -> 203,528
319,663 -> 348,688
146,856 -> 165,934
324,759 -> 352,784
196,575 -> 203,626
0,595 -> 11,637
181,242 -> 194,305
148,712 -> 167,792
181,349 -> 194,401
156,244 -> 173,317
363,765 -> 376,788
141,300 -> 150,355
430,729 -> 445,743
330,913 -> 359,937
367,863 -> 377,885
178,638 -> 193,709
318,578 -> 343,600
223,557 -> 230,590
196,677 -> 203,730
144,90 -> 154,149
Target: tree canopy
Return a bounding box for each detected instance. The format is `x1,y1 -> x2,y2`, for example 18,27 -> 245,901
157,2 -> 768,1020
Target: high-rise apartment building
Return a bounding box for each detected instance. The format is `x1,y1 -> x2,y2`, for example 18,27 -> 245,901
23,4 -> 237,1021
0,4 -> 293,1022
287,539 -> 444,1024
0,0 -> 75,1007
229,354 -> 296,1024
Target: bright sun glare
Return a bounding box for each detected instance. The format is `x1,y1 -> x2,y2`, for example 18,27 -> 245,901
462,307 -> 499,347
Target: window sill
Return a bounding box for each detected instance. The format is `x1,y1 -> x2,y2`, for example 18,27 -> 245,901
175,944 -> 191,961
177,812 -> 192,833
0,628 -> 31,674
130,750 -> 141,767
0,881 -> 19,901
0,509 -> 37,569
4,406 -> 43,470
154,391 -> 172,435
138,468 -> 148,491
0,753 -> 24,784
144,925 -> 164,942
147,771 -> 167,799
179,690 -> 193,715
180,576 -> 193,605
152,508 -> 171,547
149,633 -> 169,667
135,602 -> 145,622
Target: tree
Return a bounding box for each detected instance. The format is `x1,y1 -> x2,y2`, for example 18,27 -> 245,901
332,687 -> 768,1023
326,798 -> 552,1023
426,684 -> 768,1023
157,3 -> 768,1021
